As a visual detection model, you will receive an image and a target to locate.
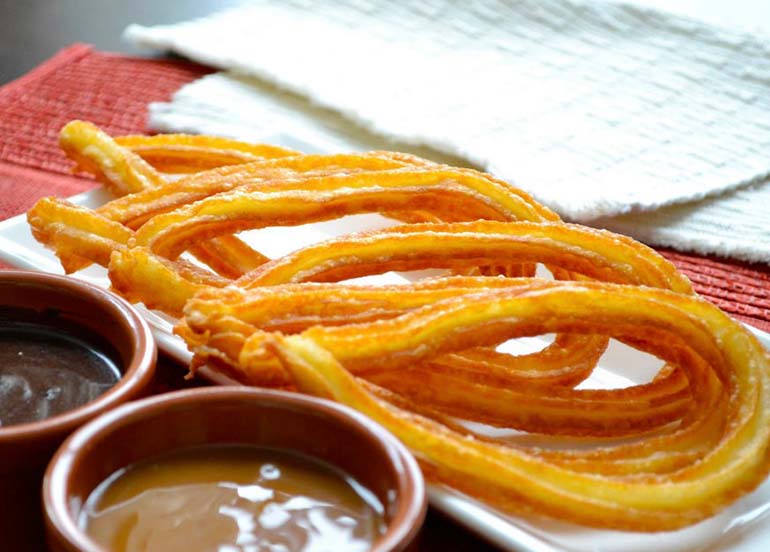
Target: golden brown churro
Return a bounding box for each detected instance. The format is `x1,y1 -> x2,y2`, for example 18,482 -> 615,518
26,121 -> 770,531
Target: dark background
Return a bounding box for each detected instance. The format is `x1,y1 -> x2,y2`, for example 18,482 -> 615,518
0,0 -> 250,82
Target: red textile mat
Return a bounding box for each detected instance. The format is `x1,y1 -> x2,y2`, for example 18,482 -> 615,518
1,44 -> 769,333
659,249 -> 770,332
0,44 -> 210,185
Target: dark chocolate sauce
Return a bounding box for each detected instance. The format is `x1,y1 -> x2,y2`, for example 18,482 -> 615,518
0,307 -> 122,427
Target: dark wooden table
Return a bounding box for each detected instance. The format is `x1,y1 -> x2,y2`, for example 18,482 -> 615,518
0,1 -> 502,550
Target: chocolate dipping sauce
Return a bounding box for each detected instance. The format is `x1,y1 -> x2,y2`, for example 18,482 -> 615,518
82,445 -> 386,552
0,308 -> 122,427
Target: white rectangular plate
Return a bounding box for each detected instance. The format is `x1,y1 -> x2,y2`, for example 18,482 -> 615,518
4,188 -> 770,552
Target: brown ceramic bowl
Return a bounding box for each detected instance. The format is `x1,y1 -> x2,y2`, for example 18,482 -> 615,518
44,386 -> 427,552
0,270 -> 156,550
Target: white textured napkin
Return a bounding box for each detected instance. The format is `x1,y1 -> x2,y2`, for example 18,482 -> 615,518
125,0 -> 770,261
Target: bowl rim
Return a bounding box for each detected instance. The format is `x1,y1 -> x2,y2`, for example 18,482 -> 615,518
43,385 -> 427,552
0,270 -> 156,444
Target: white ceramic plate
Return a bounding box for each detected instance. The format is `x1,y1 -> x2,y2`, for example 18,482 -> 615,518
3,188 -> 770,552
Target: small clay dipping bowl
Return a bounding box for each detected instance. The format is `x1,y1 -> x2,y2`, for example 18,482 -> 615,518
0,270 -> 156,550
44,386 -> 427,552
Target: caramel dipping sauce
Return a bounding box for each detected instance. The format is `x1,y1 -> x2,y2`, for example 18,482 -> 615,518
82,444 -> 386,552
0,307 -> 122,427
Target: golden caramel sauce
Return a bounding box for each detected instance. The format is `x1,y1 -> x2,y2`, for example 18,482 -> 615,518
0,312 -> 121,427
82,445 -> 386,552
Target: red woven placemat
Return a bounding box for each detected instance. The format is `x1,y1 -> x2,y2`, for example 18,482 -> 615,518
1,44 -> 769,333
0,44 -> 211,212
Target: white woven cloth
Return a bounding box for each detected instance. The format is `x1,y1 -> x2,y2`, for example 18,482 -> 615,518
125,0 -> 770,261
